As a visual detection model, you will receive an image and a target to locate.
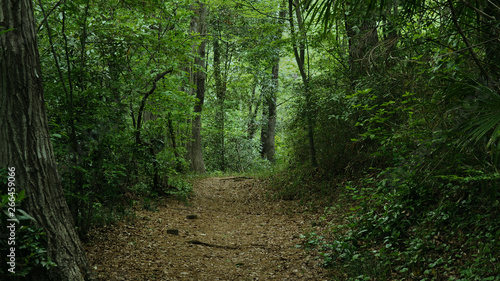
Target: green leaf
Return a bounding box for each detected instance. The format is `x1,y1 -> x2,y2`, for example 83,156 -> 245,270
17,209 -> 37,222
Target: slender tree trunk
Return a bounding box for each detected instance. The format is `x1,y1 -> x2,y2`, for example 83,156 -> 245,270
260,63 -> 278,163
0,0 -> 92,280
260,7 -> 286,164
135,69 -> 172,192
247,82 -> 261,140
38,0 -> 86,227
167,112 -> 183,172
260,96 -> 270,157
267,63 -> 278,163
288,0 -> 317,167
213,37 -> 226,171
188,1 -> 207,173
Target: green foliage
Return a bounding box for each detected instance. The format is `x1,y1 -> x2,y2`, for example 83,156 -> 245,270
297,72 -> 500,280
89,201 -> 135,229
203,118 -> 271,173
26,0 -> 499,278
280,1 -> 500,279
266,167 -> 337,204
34,1 -> 289,233
35,0 -> 197,237
0,173 -> 56,278
164,176 -> 193,203
458,81 -> 500,152
294,71 -> 500,278
203,75 -> 275,173
298,108 -> 500,279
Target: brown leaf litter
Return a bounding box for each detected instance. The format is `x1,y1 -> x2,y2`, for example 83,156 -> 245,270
85,177 -> 331,280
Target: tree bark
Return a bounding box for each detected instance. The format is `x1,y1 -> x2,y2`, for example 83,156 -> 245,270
0,0 -> 92,280
267,63 -> 278,163
246,82 -> 261,140
188,1 -> 207,173
343,5 -> 379,81
213,37 -> 226,171
260,63 -> 278,163
260,7 -> 285,164
167,112 -> 182,172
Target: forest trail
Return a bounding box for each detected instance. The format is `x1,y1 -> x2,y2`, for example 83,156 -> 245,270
85,177 -> 330,280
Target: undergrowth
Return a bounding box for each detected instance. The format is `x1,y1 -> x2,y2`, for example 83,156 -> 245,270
276,87 -> 500,280
276,161 -> 499,280
0,169 -> 56,279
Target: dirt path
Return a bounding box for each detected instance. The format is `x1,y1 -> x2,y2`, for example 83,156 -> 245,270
85,177 -> 330,280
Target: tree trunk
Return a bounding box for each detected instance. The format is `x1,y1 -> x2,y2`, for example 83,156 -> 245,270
188,1 -> 207,173
260,7 -> 285,164
260,63 -> 278,163
0,1 -> 92,280
260,96 -> 270,157
288,0 -> 317,167
167,112 -> 182,172
247,82 -> 261,140
213,37 -> 226,171
343,5 -> 379,82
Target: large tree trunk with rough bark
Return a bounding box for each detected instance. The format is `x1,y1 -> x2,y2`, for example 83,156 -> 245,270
0,1 -> 92,280
188,1 -> 207,173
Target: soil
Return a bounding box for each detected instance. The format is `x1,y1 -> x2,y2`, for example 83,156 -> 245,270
85,177 -> 330,280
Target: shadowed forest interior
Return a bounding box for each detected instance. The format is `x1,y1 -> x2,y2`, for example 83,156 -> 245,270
0,0 -> 499,280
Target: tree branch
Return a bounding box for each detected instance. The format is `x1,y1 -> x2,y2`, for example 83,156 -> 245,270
447,0 -> 490,82
37,0 -> 65,33
234,0 -> 289,20
136,69 -> 174,144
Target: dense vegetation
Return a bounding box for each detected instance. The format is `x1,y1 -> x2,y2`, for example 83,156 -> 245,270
1,0 -> 498,279
278,0 -> 500,279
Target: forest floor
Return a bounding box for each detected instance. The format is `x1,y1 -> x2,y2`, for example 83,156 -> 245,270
85,176 -> 331,280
